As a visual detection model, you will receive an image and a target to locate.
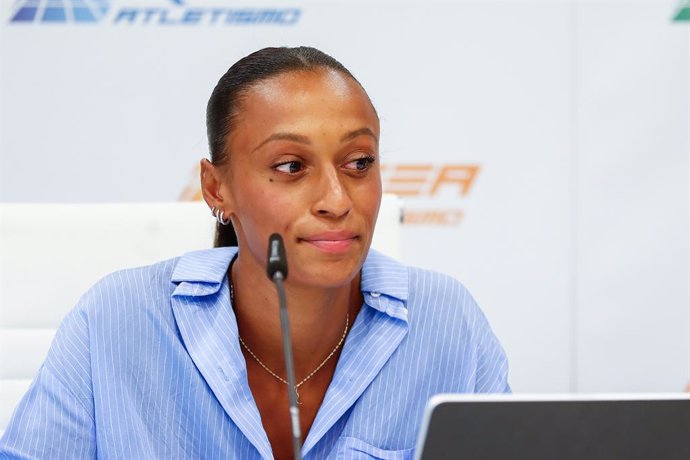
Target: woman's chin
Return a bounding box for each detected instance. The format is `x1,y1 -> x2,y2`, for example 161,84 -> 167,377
288,258 -> 364,290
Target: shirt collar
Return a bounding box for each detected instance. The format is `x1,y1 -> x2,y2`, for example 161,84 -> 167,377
170,247 -> 237,297
170,247 -> 409,321
359,249 -> 409,301
360,249 -> 409,322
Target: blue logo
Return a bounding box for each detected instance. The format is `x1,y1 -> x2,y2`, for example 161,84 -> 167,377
10,0 -> 110,23
9,0 -> 301,26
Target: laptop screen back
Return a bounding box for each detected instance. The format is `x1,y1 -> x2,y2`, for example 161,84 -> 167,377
415,394 -> 690,460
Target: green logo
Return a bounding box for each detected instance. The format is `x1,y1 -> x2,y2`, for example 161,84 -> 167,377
674,0 -> 690,21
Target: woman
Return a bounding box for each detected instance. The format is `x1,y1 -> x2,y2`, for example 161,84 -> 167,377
0,47 -> 509,459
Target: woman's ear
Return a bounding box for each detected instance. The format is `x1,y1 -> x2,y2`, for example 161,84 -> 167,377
200,158 -> 235,213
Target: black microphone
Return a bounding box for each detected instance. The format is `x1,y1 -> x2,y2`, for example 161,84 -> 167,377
267,233 -> 288,280
266,233 -> 302,460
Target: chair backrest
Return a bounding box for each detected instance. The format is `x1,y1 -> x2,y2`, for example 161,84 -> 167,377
0,196 -> 402,436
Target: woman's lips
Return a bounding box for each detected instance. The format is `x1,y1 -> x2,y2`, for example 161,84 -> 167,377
300,232 -> 359,253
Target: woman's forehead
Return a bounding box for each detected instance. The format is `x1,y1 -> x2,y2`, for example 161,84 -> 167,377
242,69 -> 371,110
225,75 -> 379,157
230,69 -> 379,140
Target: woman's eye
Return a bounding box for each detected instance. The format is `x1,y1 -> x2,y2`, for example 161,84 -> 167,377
274,161 -> 304,174
345,156 -> 375,171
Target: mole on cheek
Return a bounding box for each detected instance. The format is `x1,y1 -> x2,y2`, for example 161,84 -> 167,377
269,178 -> 274,183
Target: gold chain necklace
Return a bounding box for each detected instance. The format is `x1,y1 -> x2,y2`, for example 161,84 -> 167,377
230,278 -> 349,403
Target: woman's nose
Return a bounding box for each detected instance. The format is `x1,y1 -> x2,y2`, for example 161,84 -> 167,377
312,167 -> 352,219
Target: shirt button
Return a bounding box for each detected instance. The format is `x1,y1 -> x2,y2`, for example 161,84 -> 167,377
218,365 -> 231,381
371,292 -> 381,298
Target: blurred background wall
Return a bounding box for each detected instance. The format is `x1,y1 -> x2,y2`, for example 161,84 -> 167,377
1,0 -> 688,393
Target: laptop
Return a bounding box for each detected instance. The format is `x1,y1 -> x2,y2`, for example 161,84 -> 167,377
414,393 -> 690,460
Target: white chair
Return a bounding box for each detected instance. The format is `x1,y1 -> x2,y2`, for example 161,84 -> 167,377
0,196 -> 402,436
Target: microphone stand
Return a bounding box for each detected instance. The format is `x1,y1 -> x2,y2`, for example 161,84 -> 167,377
272,271 -> 302,460
267,233 -> 302,460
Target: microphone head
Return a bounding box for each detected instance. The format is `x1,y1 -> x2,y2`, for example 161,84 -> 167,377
266,233 -> 288,280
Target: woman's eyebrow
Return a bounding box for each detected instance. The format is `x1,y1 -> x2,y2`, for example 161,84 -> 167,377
252,127 -> 377,153
341,127 -> 378,143
252,132 -> 311,152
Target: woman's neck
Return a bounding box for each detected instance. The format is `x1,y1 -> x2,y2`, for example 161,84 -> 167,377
230,252 -> 361,377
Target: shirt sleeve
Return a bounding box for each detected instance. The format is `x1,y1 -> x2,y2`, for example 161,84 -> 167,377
472,305 -> 511,394
0,305 -> 96,459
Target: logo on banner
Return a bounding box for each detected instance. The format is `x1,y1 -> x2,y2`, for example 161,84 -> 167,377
179,163 -> 480,226
8,0 -> 301,26
673,0 -> 690,21
381,164 -> 480,225
10,0 -> 110,23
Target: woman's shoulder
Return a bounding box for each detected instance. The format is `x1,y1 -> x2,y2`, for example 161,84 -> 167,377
75,246 -> 237,317
363,249 -> 478,314
78,256 -> 180,310
407,265 -> 477,311
361,250 -> 510,392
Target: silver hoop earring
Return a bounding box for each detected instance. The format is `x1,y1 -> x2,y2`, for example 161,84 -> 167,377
211,207 -> 230,226
218,210 -> 230,226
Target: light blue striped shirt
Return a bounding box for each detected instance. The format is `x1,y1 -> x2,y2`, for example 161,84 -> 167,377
0,247 -> 509,459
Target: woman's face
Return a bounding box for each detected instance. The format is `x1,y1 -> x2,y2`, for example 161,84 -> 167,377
222,68 -> 382,289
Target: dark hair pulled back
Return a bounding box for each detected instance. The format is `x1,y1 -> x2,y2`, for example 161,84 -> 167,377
206,46 -> 368,247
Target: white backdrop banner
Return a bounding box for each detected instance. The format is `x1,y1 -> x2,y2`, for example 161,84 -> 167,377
1,0 -> 688,393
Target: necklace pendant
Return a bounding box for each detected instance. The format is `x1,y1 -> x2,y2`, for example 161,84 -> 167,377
294,387 -> 302,406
